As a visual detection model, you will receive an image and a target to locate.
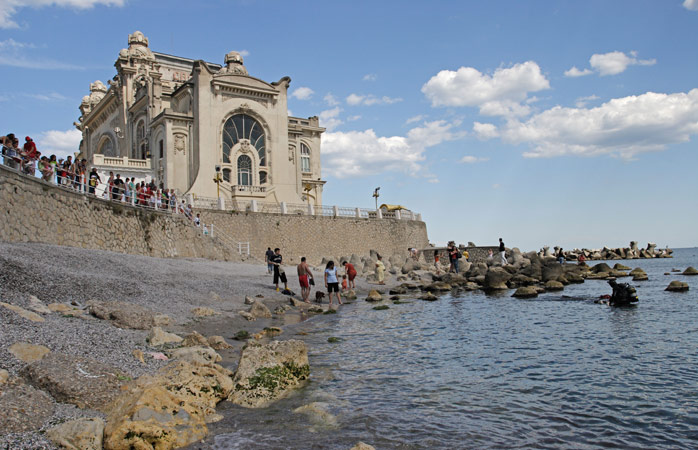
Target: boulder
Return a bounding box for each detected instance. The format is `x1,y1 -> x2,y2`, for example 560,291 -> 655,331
104,361 -> 232,450
170,346 -> 222,364
586,272 -> 610,280
541,264 -> 563,282
191,307 -> 218,317
350,443 -> 376,450
566,273 -> 585,283
484,268 -> 511,291
508,274 -> 538,288
8,342 -> 50,363
244,296 -> 255,305
147,327 -> 183,347
46,418 -> 104,450
421,292 -> 438,301
629,267 -> 646,276
20,353 -> 125,411
665,281 -> 689,292
683,266 -> 698,276
365,290 -> 383,302
178,331 -> 209,348
153,314 -> 171,326
342,289 -> 357,300
401,259 -> 421,274
423,281 -> 452,292
87,300 -> 155,329
590,263 -> 612,274
48,303 -> 72,313
239,311 -> 255,321
614,263 -> 631,271
0,301 -> 45,322
0,378 -> 55,433
512,286 -> 539,298
208,336 -> 232,350
229,340 -> 310,408
389,286 -> 407,295
633,273 -> 649,281
249,301 -> 272,319
608,270 -> 630,278
545,280 -> 564,291
26,295 -> 51,314
293,402 -> 338,428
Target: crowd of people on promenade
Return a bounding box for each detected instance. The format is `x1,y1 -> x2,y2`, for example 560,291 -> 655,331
1,131 -> 201,222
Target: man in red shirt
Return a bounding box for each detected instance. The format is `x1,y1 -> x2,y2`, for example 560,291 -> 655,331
342,261 -> 357,289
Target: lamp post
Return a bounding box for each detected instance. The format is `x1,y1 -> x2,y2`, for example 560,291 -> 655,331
213,165 -> 222,198
373,187 -> 380,210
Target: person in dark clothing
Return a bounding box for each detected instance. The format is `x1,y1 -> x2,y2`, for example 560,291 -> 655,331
271,248 -> 287,291
265,247 -> 275,274
499,238 -> 508,265
88,168 -> 101,195
112,174 -> 124,201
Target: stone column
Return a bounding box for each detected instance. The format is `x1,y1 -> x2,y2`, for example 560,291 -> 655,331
377,209 -> 383,219
250,199 -> 258,212
355,207 -> 361,218
280,202 -> 287,214
395,210 -> 402,220
333,205 -> 339,217
308,202 -> 314,216
217,197 -> 224,210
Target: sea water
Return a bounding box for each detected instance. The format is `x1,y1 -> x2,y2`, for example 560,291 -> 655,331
204,248 -> 698,449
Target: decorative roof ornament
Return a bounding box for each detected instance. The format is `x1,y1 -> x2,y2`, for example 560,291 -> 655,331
219,51 -> 248,76
88,80 -> 108,107
118,30 -> 155,62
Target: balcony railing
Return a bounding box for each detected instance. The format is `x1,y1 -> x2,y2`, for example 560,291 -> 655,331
232,185 -> 266,193
92,154 -> 151,170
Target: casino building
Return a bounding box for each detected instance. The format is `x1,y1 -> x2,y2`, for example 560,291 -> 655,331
75,31 -> 325,206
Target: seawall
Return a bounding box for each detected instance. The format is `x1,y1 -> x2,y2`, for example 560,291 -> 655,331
0,164 -> 429,263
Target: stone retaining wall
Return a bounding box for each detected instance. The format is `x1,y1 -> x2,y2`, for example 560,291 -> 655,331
0,165 -> 429,263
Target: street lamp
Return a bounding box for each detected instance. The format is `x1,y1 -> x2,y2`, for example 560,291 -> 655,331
213,165 -> 222,198
373,187 -> 380,210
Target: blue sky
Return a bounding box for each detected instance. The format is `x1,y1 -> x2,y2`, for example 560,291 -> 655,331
1,0 -> 697,250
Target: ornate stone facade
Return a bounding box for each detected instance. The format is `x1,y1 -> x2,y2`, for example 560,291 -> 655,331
76,31 -> 325,205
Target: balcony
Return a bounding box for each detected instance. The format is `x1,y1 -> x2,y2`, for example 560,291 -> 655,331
91,154 -> 151,171
231,184 -> 267,199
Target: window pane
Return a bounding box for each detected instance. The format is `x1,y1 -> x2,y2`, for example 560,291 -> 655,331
233,116 -> 244,141
259,171 -> 267,184
301,156 -> 310,172
258,148 -> 266,166
301,143 -> 310,155
222,168 -> 231,182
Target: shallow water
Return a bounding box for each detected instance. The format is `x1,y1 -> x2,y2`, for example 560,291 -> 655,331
204,248 -> 698,449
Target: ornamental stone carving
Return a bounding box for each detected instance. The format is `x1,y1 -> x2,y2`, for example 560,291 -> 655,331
288,144 -> 295,161
239,139 -> 252,154
118,31 -> 155,62
174,134 -> 186,154
218,51 -> 249,76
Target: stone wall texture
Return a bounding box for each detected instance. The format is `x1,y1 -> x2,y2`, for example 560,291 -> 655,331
0,165 -> 429,264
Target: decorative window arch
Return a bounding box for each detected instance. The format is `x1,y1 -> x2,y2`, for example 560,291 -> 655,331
222,114 -> 266,165
300,143 -> 311,173
237,155 -> 252,186
98,136 -> 115,157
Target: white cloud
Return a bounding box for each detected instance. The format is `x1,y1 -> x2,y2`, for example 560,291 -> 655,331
318,107 -> 343,132
347,115 -> 361,121
564,66 -> 593,77
684,0 -> 698,11
345,93 -> 403,106
427,178 -> 439,184
323,93 -> 339,106
235,50 -> 250,57
575,94 -> 599,108
460,155 -> 489,164
473,122 -> 499,140
26,92 -> 68,101
321,120 -> 464,178
590,51 -> 656,76
0,0 -> 125,29
362,73 -> 377,81
421,61 -> 550,117
0,38 -> 83,69
290,86 -> 314,100
500,89 -> 698,159
37,129 -> 82,159
405,115 -> 426,124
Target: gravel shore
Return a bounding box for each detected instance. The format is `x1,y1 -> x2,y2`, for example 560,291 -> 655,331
0,241 -> 392,448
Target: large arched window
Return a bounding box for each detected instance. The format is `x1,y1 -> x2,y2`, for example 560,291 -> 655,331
136,120 -> 146,159
237,155 -> 252,185
222,114 -> 266,165
98,136 -> 115,157
300,143 -> 311,173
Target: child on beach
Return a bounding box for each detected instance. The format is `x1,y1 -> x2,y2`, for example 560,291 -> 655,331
341,275 -> 348,292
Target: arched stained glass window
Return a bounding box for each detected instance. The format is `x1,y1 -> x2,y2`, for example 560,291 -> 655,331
223,114 -> 266,166
300,143 -> 311,173
237,155 -> 252,186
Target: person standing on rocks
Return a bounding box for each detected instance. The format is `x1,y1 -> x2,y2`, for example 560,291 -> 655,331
448,241 -> 460,273
272,248 -> 288,292
342,261 -> 357,289
375,254 -> 386,285
324,261 -> 342,306
499,238 -> 508,265
297,257 -> 314,303
265,247 -> 274,274
557,247 -> 565,264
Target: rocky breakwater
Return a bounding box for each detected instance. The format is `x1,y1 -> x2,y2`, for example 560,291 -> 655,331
541,241 -> 673,262
374,246 -> 676,302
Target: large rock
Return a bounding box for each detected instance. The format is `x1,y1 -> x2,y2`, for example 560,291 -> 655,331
293,402 -> 338,428
508,274 -> 538,288
683,266 -> 698,275
350,443 -> 376,450
147,327 -> 183,347
365,290 -> 383,302
46,418 -> 105,450
614,263 -> 631,271
591,263 -> 612,274
181,331 -> 209,347
512,286 -> 539,298
229,340 -> 309,408
170,346 -> 222,365
27,295 -> 52,314
0,378 -> 55,433
541,263 -> 563,282
665,281 -> 689,292
87,300 -> 155,329
20,352 -> 125,411
191,307 -> 218,317
545,280 -> 564,291
8,342 -> 50,363
401,259 -> 421,274
484,268 -> 511,291
208,336 -> 232,350
0,301 -> 45,322
249,301 -> 272,319
423,281 -> 452,292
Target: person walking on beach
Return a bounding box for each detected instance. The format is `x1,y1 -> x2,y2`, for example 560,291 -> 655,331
297,257 -> 314,303
375,254 -> 385,285
271,248 -> 287,292
448,241 -> 460,274
499,238 -> 508,265
324,261 -> 342,306
342,261 -> 357,289
265,247 -> 274,274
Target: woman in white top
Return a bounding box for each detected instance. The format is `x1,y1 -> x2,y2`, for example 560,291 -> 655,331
324,261 -> 343,306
